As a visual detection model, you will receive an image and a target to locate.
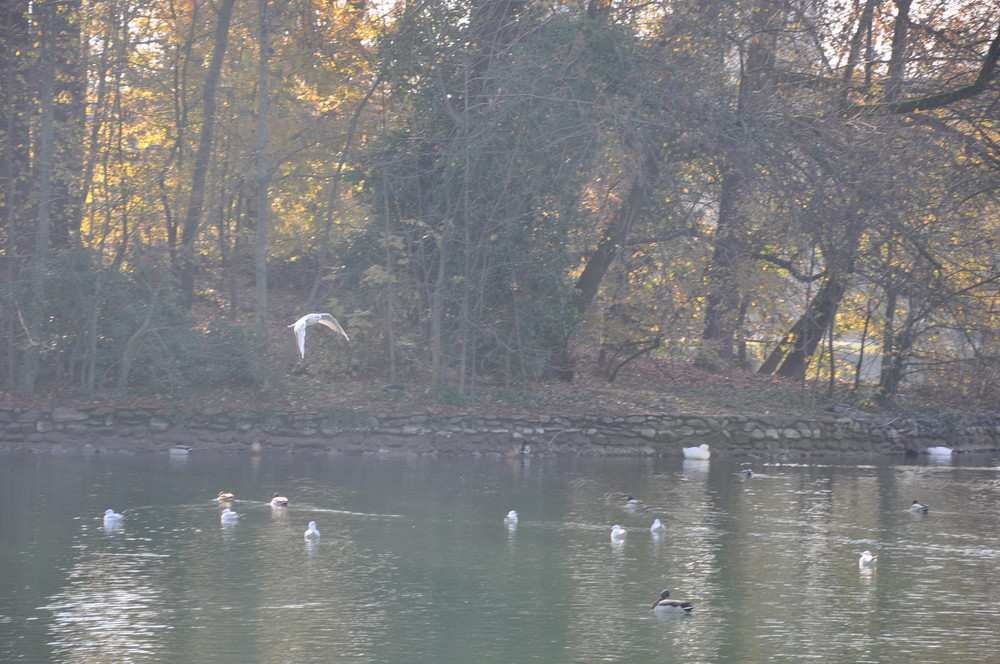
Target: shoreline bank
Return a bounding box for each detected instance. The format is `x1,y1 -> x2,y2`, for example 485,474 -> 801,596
2,404 -> 998,457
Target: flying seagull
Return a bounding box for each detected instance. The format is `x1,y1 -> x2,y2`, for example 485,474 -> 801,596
289,313 -> 350,359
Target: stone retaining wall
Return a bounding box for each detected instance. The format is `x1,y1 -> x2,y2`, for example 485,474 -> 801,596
2,404 -> 999,457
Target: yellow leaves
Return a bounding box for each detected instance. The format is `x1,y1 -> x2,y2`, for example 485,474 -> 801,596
361,264 -> 394,286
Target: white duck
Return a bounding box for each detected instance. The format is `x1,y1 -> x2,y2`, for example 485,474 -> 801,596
682,444 -> 711,460
289,313 -> 350,359
220,508 -> 241,523
270,493 -> 290,507
926,446 -> 953,456
858,550 -> 878,567
304,520 -> 321,540
504,510 -> 518,524
650,518 -> 665,533
103,509 -> 124,524
611,524 -> 627,540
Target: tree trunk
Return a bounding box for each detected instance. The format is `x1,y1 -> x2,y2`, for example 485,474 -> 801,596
49,0 -> 84,248
697,0 -> 782,368
758,276 -> 848,380
177,0 -> 237,307
885,0 -> 912,102
543,143 -> 662,380
23,0 -> 60,392
698,165 -> 744,369
253,0 -> 271,390
0,0 -> 32,389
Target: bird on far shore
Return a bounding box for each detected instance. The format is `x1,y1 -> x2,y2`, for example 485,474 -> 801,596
682,444 -> 711,460
289,313 -> 350,359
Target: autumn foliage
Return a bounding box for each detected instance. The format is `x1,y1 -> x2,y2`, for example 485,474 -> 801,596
1,0 -> 998,408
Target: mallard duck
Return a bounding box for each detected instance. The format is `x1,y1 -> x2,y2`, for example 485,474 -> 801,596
304,520 -> 321,539
909,500 -> 929,513
289,313 -> 350,359
926,446 -> 953,456
625,496 -> 647,511
611,524 -> 627,540
270,493 -> 289,507
103,509 -> 124,523
651,589 -> 693,613
217,491 -> 235,502
858,550 -> 878,567
220,508 -> 241,523
682,444 -> 711,460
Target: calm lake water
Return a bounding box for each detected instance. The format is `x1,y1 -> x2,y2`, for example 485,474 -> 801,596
1,448 -> 998,663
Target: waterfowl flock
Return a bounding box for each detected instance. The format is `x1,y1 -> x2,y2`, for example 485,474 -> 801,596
104,490 -> 319,548
96,454 -> 941,620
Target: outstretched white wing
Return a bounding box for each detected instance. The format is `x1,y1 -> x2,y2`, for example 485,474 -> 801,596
291,316 -> 309,358
315,314 -> 350,342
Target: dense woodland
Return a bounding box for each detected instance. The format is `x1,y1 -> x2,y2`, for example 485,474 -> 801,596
1,0 -> 999,405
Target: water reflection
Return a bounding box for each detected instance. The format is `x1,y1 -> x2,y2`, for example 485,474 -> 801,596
42,546 -> 173,662
0,451 -> 998,663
